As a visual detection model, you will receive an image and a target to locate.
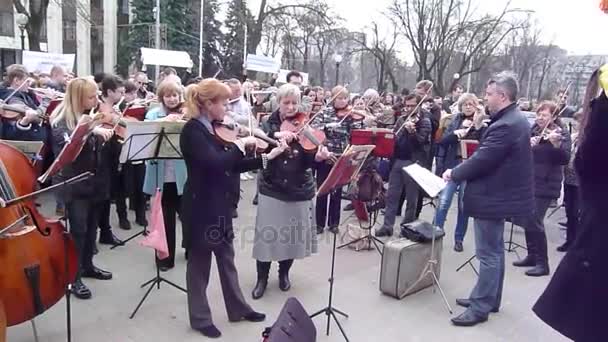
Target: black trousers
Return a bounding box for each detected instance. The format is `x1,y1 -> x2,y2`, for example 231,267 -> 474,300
315,161 -> 342,229
256,259 -> 294,280
156,182 -> 181,268
563,184 -> 580,244
66,199 -> 101,280
117,163 -> 147,222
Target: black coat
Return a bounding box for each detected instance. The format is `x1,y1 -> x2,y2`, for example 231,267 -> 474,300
533,92 -> 608,342
180,118 -> 262,249
392,114 -> 432,164
451,103 -> 534,220
51,119 -> 110,202
258,111 -> 317,202
530,123 -> 571,199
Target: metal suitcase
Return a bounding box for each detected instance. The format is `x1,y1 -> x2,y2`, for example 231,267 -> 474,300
379,237 -> 443,299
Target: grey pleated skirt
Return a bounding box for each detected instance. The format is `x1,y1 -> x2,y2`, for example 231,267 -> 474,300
252,194 -> 318,262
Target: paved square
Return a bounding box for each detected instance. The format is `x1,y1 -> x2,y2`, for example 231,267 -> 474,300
7,181 -> 568,341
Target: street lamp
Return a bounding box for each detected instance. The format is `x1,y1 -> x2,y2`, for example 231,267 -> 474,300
16,13 -> 28,52
333,53 -> 343,86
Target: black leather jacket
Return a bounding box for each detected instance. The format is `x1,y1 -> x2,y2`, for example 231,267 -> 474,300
258,111 -> 317,202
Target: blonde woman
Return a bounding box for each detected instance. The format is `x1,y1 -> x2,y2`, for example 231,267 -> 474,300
50,78 -> 115,300
142,79 -> 187,271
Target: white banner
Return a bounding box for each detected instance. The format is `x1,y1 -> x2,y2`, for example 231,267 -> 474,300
245,54 -> 281,74
277,69 -> 309,86
22,51 -> 75,74
140,48 -> 194,69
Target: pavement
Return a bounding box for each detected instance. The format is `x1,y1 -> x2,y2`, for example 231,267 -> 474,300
7,180 -> 570,342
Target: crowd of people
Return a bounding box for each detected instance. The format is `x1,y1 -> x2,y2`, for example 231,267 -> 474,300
0,62 -> 599,340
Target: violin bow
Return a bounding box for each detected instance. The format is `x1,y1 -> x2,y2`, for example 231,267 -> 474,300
538,82 -> 573,138
3,79 -> 31,103
395,84 -> 434,136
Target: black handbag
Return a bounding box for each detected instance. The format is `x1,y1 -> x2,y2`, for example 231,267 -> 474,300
262,297 -> 316,342
400,220 -> 445,243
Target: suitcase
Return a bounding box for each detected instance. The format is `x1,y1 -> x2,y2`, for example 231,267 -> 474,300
350,128 -> 395,158
379,237 -> 443,299
262,297 -> 316,342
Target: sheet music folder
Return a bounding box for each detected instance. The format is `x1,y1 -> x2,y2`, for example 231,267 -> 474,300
120,121 -> 185,163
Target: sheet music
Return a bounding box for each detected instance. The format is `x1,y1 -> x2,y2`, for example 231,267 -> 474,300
403,163 -> 447,198
120,121 -> 185,163
317,144 -> 375,196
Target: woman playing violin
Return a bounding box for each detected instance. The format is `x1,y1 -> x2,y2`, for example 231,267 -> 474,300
251,83 -> 333,300
142,79 -> 187,271
513,101 -> 571,277
49,77 -> 115,300
309,85 -> 364,234
180,78 -> 286,338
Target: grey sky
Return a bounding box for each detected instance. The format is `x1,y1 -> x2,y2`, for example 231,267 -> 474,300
247,0 -> 608,61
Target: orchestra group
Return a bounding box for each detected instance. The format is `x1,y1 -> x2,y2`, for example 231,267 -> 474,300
0,62 -> 594,338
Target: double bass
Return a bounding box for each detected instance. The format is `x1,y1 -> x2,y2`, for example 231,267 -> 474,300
0,142 -> 78,328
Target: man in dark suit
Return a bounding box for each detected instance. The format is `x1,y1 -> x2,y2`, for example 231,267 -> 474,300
443,71 -> 534,326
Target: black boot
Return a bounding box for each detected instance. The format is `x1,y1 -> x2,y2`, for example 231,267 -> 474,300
278,259 -> 293,292
513,230 -> 536,267
252,261 -> 270,299
526,232 -> 550,277
99,229 -> 123,246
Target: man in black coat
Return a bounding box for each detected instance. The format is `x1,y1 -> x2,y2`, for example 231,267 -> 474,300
443,71 -> 534,326
376,94 -> 432,236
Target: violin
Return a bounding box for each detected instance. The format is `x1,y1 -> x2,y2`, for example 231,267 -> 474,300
0,142 -> 78,327
213,115 -> 278,153
280,112 -> 326,152
335,105 -> 366,121
0,101 -> 49,123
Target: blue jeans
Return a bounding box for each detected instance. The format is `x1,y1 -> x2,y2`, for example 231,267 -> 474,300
469,218 -> 505,317
433,180 -> 468,242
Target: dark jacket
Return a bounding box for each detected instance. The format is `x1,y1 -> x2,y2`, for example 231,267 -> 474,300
451,103 -> 534,220
180,118 -> 262,249
51,119 -> 110,202
392,113 -> 431,163
258,111 -> 317,202
437,112 -> 485,172
530,123 -> 571,199
533,92 -> 608,342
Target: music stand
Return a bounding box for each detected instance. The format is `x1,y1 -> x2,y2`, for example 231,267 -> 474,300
109,121 -> 187,319
402,163 -> 453,314
111,121 -> 184,249
310,145 -> 374,342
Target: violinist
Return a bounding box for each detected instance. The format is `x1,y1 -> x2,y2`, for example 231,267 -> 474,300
513,101 -> 571,277
251,83 -> 333,300
180,78 -> 286,338
309,85 -> 363,234
375,94 -> 432,237
310,86 -> 325,113
434,93 -> 487,252
142,79 -> 188,271
50,77 -> 115,299
96,75 -> 126,245
0,64 -> 52,142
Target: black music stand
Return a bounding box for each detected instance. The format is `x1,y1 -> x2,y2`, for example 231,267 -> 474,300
337,199 -> 384,255
310,145 -> 375,342
110,121 -> 187,319
111,121 -> 183,249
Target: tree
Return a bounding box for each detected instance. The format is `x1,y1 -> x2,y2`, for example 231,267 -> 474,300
388,0 -> 529,95
222,0 -> 252,78
352,22 -> 400,92
198,0 -> 223,77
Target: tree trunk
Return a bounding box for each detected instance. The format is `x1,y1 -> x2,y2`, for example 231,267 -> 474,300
319,60 -> 325,87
